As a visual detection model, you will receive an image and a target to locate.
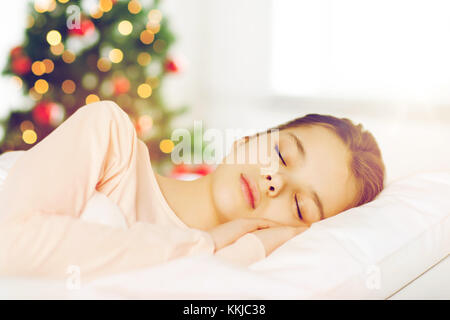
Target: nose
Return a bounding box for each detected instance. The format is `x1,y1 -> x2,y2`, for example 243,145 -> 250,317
263,174 -> 285,197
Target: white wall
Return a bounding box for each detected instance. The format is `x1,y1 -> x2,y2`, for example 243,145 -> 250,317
161,0 -> 273,131
163,0 -> 450,126
0,0 -> 29,121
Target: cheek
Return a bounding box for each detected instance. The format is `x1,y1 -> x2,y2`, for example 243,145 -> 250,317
210,165 -> 246,220
256,198 -> 295,226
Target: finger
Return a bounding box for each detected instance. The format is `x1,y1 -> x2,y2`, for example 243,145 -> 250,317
239,218 -> 285,232
208,218 -> 283,251
252,225 -> 306,240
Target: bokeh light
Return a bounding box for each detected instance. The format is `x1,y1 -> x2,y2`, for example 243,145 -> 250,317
160,139 -> 174,153
113,76 -> 130,95
109,49 -> 123,63
61,79 -> 76,94
137,52 -> 151,66
85,94 -> 100,104
137,83 -> 152,98
118,20 -> 133,36
29,88 -> 42,101
50,43 -> 64,55
46,30 -> 62,46
23,129 -> 37,144
20,120 -> 34,132
148,9 -> 162,24
153,39 -> 166,53
128,0 -> 141,14
31,61 -> 46,76
82,73 -> 98,89
99,0 -> 113,12
62,50 -> 76,63
90,7 -> 103,19
42,59 -> 54,73
97,58 -> 112,72
100,80 -> 114,96
138,114 -> 153,132
140,30 -> 154,45
47,0 -> 56,12
34,0 -> 49,13
12,76 -> 23,88
146,23 -> 160,34
34,79 -> 49,94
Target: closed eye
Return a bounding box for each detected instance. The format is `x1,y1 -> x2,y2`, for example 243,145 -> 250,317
275,144 -> 287,166
295,194 -> 303,220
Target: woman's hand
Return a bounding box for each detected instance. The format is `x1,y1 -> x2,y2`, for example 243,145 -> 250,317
207,218 -> 283,252
251,226 -> 308,256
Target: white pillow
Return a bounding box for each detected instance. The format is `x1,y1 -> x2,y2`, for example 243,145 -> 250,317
249,171 -> 450,299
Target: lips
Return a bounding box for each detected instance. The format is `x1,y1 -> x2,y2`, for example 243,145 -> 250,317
240,173 -> 260,209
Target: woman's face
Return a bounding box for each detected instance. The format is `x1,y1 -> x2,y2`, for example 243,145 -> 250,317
210,124 -> 358,227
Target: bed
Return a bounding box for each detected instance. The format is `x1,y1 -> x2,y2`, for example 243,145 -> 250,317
0,148 -> 449,300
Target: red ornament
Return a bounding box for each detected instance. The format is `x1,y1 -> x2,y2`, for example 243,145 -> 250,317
133,119 -> 142,135
164,59 -> 179,73
10,46 -> 32,75
194,164 -> 213,176
10,46 -> 23,58
133,116 -> 147,136
32,101 -> 64,126
171,164 -> 189,175
69,19 -> 95,36
169,163 -> 213,179
113,77 -> 130,95
11,56 -> 31,75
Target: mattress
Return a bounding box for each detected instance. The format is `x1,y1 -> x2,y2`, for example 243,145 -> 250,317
388,255 -> 449,299
0,255 -> 448,299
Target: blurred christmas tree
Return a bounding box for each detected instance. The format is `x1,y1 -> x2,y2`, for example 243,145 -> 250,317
0,0 -> 195,173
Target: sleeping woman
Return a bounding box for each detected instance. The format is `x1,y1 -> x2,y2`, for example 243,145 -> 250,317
0,100 -> 385,282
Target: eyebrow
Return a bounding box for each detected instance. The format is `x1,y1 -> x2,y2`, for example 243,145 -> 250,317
287,132 -> 305,157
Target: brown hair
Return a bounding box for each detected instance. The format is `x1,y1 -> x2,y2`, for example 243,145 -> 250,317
266,114 -> 385,208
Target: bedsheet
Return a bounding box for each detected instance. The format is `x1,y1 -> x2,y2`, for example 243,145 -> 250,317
1,253 -> 449,299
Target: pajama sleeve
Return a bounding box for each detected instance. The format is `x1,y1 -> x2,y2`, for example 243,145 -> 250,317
214,233 -> 266,267
0,100 -> 265,282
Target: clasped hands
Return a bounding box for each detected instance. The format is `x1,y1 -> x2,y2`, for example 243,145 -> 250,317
207,218 -> 308,256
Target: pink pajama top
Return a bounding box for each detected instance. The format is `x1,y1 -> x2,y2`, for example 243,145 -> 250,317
0,100 -> 266,282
